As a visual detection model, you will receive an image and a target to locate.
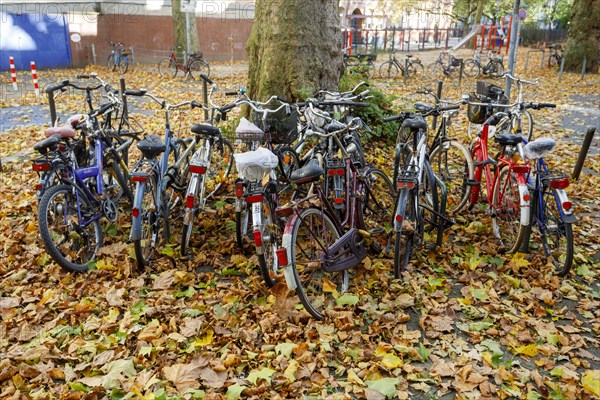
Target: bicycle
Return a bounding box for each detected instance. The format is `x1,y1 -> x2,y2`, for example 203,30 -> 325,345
521,137 -> 576,276
462,49 -> 505,78
180,74 -> 235,256
277,117 -> 395,320
107,42 -> 131,74
34,91 -> 133,273
158,47 -> 210,79
126,89 -> 203,268
547,44 -> 563,68
379,51 -> 424,79
426,51 -> 464,80
343,51 -> 376,79
384,106 -> 456,277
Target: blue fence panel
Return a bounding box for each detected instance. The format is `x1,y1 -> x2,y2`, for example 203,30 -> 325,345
0,13 -> 72,70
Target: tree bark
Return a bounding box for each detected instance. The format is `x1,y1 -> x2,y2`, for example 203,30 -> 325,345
171,0 -> 201,59
563,0 -> 600,72
247,0 -> 343,102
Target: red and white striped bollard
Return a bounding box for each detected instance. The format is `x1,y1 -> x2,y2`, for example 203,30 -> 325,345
9,57 -> 18,91
30,61 -> 39,97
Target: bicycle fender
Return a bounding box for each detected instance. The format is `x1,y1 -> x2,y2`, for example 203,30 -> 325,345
281,213 -> 299,291
130,180 -> 147,241
251,201 -> 264,255
183,175 -> 199,225
394,189 -> 410,231
554,189 -> 577,223
517,183 -> 530,226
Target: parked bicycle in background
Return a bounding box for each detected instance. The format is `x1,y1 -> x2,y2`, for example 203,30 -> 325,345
107,42 -> 131,74
379,51 -> 424,79
158,47 -> 211,79
462,49 -> 504,78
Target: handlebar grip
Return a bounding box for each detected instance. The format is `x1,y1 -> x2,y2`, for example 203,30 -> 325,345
220,103 -> 236,113
199,73 -> 213,85
537,102 -> 556,108
224,91 -> 238,96
105,84 -> 118,94
276,96 -> 291,103
97,102 -> 113,115
358,89 -> 370,98
383,115 -> 403,122
191,100 -> 203,109
77,74 -> 90,79
45,80 -> 69,93
124,89 -> 146,96
439,105 -> 461,111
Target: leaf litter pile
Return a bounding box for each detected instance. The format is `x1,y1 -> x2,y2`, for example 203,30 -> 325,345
0,62 -> 599,400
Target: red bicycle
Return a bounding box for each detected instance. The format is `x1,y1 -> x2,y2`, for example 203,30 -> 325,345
465,107 -> 532,253
158,47 -> 210,79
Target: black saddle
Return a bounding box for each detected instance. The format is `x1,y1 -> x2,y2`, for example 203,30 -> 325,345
488,85 -> 504,96
494,133 -> 523,146
34,134 -> 61,155
137,134 -> 166,159
402,117 -> 428,130
414,102 -> 433,115
324,121 -> 345,133
290,158 -> 323,184
191,124 -> 220,137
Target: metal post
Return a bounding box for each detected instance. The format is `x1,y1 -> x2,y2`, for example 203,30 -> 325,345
374,28 -> 378,53
119,77 -> 128,119
48,90 -> 57,126
540,49 -> 545,69
445,28 -> 449,48
185,12 -> 191,65
572,127 -> 596,180
384,28 -> 387,51
130,47 -> 135,72
505,0 -> 521,100
558,55 -> 565,82
202,80 -> 209,121
432,80 -> 443,131
458,60 -> 464,87
580,56 -> 587,81
524,51 -> 530,73
407,29 -> 410,52
391,27 -> 395,52
403,57 -> 408,84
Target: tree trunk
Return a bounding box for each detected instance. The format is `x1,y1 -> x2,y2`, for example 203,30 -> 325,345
470,0 -> 485,47
171,0 -> 201,60
247,0 -> 343,102
563,0 -> 600,72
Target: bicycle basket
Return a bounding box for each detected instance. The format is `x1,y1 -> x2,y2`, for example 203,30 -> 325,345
235,117 -> 265,143
253,108 -> 299,145
467,93 -> 490,124
451,57 -> 463,67
120,49 -> 131,56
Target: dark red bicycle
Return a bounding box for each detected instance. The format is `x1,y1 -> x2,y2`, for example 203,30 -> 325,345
158,47 -> 210,79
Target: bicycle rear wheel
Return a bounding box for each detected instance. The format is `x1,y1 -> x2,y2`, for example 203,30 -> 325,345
393,188 -> 416,278
107,54 -> 116,72
489,61 -> 504,78
188,59 -> 211,79
359,167 -> 395,255
235,202 -> 251,250
134,174 -> 159,269
539,185 -> 573,275
119,56 -> 129,74
408,62 -> 424,77
290,207 -> 344,320
158,58 -> 177,78
429,139 -> 474,214
205,138 -> 234,198
426,62 -> 444,80
492,165 -> 526,253
38,184 -> 103,273
462,60 -> 480,78
257,195 -> 279,288
379,61 -> 399,79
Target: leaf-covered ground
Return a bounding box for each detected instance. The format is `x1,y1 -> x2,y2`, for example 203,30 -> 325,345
0,53 -> 599,400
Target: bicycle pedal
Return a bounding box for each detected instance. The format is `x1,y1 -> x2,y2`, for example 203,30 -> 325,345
465,179 -> 480,186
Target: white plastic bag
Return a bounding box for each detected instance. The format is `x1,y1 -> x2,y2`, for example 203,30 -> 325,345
234,146 -> 278,181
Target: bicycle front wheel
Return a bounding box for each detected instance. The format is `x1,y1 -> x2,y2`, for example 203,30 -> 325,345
290,207 -> 344,320
188,59 -> 211,79
540,185 -> 574,276
107,54 -> 116,72
181,173 -> 204,256
360,167 -> 395,255
205,138 -> 234,198
379,61 -> 399,79
426,62 -> 444,80
134,175 -> 159,269
489,61 -> 504,78
429,139 -> 474,214
394,188 -> 416,278
462,60 -> 481,78
492,165 -> 526,253
38,184 -> 103,273
119,56 -> 129,74
548,55 -> 559,68
158,58 -> 177,78
408,62 -> 424,78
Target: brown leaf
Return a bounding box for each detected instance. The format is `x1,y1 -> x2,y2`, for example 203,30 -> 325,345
0,297 -> 20,309
199,367 -> 227,389
163,361 -> 202,392
153,270 -> 175,290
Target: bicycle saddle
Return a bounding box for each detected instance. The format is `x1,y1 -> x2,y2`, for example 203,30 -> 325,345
406,54 -> 413,58
34,134 -> 61,154
191,124 -> 220,137
414,102 -> 434,115
44,125 -> 75,139
524,138 -> 556,159
137,134 -> 166,159
494,133 -> 523,146
324,120 -> 345,133
402,116 -> 428,130
488,85 -> 504,96
290,158 -> 324,184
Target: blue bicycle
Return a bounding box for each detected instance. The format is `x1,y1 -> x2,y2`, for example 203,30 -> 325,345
107,42 -> 130,74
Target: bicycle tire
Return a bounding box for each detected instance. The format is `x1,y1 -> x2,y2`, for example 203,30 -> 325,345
393,188 -> 416,278
514,110 -> 534,143
462,60 -> 481,78
119,56 -> 129,74
188,58 -> 211,79
134,174 -> 159,269
181,173 -> 203,256
275,145 -> 300,203
489,60 -> 504,78
38,184 -> 103,273
290,207 -> 344,320
420,160 -> 440,244
107,54 -> 116,72
548,55 -> 559,68
379,61 -> 399,79
158,58 -> 177,78
429,139 -> 474,214
426,62 -> 444,80
257,196 -> 279,288
106,159 -> 133,205
492,165 -> 525,253
235,204 -> 251,250
408,61 -> 425,78
359,167 -> 395,255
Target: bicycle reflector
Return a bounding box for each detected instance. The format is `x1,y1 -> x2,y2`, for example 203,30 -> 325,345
33,161 -> 51,172
512,165 -> 530,174
562,201 -> 572,211
235,182 -> 244,198
253,230 -> 263,247
550,178 -> 570,190
276,247 -> 288,267
246,194 -> 263,203
189,165 -> 207,175
131,175 -> 147,183
185,195 -> 195,209
132,207 -> 140,217
397,181 -> 415,189
327,168 -> 344,176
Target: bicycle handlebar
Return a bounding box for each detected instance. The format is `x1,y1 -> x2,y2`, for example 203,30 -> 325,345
502,73 -> 539,86
199,73 -> 213,85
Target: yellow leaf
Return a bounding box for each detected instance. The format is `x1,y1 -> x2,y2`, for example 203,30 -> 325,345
511,252 -> 530,268
322,278 -> 339,297
194,330 -> 214,347
513,343 -> 539,357
347,369 -> 364,385
283,360 -> 299,383
381,353 -> 403,369
582,370 -> 600,396
481,352 -> 493,367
